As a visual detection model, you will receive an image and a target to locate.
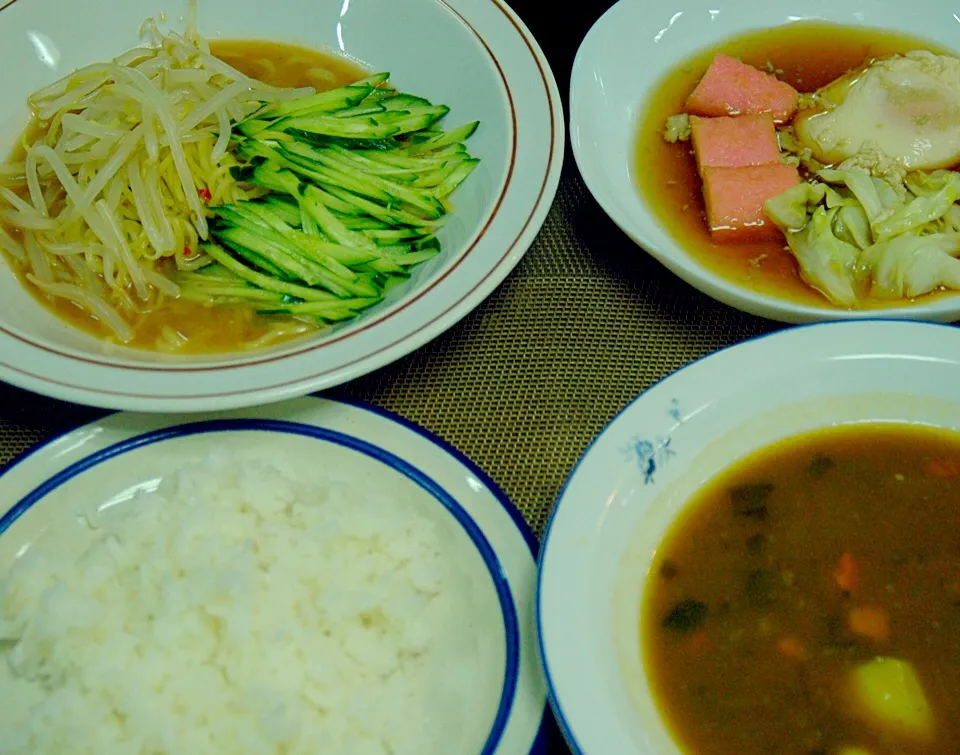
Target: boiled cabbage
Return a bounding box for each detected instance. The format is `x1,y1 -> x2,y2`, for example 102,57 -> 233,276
783,206 -> 860,306
764,160 -> 960,305
763,181 -> 826,232
862,232 -> 960,298
663,114 -> 691,143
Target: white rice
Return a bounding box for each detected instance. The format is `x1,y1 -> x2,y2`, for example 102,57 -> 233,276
0,453 -> 487,754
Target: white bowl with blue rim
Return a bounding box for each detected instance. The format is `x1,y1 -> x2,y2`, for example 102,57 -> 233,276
570,0 -> 960,324
537,319 -> 960,753
0,396 -> 548,753
0,0 -> 563,411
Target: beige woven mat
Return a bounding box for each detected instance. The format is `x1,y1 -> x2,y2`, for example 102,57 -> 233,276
0,165 -> 778,536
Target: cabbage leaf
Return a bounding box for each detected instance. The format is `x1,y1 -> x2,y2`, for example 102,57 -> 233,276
784,206 -> 861,306
764,161 -> 960,306
862,232 -> 960,298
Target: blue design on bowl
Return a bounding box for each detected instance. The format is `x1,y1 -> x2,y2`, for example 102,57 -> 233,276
619,399 -> 683,484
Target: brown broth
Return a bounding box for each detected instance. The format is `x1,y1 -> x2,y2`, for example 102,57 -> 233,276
211,40 -> 368,90
642,423 -> 960,754
3,40 -> 367,353
633,23 -> 952,308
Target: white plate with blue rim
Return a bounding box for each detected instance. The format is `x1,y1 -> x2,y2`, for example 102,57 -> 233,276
0,395 -> 547,753
537,319 -> 960,754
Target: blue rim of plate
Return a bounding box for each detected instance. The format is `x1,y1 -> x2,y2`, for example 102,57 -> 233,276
534,319 -> 959,755
0,397 -> 549,754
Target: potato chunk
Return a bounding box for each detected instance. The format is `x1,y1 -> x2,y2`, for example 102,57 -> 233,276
847,657 -> 934,741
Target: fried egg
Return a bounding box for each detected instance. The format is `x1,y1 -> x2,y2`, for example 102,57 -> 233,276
795,51 -> 960,170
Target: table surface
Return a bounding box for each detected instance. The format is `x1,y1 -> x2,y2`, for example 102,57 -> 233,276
0,1 -> 783,751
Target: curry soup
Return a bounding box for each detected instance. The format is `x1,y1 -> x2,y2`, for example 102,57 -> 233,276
643,423 -> 960,754
633,23 -> 950,309
3,41 -> 366,353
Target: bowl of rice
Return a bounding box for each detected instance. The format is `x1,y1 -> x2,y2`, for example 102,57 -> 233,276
0,396 -> 547,754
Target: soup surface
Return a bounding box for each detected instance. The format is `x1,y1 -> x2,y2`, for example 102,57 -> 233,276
643,423 -> 960,754
3,41 -> 367,353
633,24 -> 950,308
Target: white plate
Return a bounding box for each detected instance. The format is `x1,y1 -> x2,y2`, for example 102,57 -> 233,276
0,0 -> 563,411
0,396 -> 548,753
570,0 -> 960,324
537,319 -> 960,754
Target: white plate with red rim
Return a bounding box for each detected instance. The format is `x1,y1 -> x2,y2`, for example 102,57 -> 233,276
570,0 -> 960,324
537,319 -> 960,753
0,395 -> 549,752
0,0 -> 563,411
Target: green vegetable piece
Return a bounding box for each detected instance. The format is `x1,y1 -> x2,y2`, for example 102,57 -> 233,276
873,172 -> 960,241
659,560 -> 679,580
904,169 -> 958,197
350,73 -> 393,90
783,206 -> 861,307
258,297 -> 380,318
254,74 -> 389,120
215,225 -> 335,289
808,455 -> 836,478
745,533 -> 768,554
323,184 -> 436,228
234,118 -> 275,138
381,93 -> 433,111
178,286 -> 291,305
211,238 -> 292,280
258,196 -> 304,227
431,157 -> 480,198
730,483 -> 774,518
819,168 -> 887,223
285,130 -> 402,152
837,204 -> 873,250
824,185 -> 852,209
332,103 -> 387,120
661,599 -> 708,634
298,186 -> 382,250
872,176 -> 905,210
363,227 -> 426,243
278,105 -> 449,141
862,231 -> 960,299
221,81 -> 483,329
200,243 -> 342,302
402,120 -> 479,153
744,569 -> 779,608
764,181 -> 827,233
281,141 -> 444,217
663,113 -> 691,143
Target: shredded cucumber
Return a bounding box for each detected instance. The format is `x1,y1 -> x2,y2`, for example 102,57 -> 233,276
196,73 -> 479,325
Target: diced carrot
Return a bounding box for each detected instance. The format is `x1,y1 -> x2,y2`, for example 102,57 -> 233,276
684,53 -> 800,123
690,630 -> 713,653
777,636 -> 808,661
848,605 -> 890,643
834,552 -> 859,593
924,458 -> 960,478
690,114 -> 781,172
700,163 -> 800,243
